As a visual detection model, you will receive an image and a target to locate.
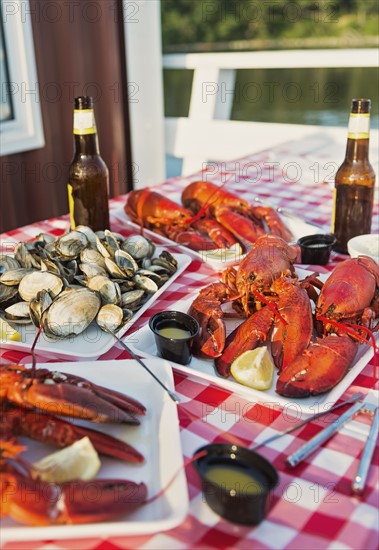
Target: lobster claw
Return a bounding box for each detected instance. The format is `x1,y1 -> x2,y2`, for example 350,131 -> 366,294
276,335 -> 357,397
188,282 -> 230,358
0,365 -> 146,424
3,473 -> 147,526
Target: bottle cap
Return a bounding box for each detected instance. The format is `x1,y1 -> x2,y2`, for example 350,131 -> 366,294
74,96 -> 94,110
351,98 -> 371,114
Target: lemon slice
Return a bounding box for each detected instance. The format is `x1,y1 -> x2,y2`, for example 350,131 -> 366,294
201,243 -> 244,264
0,317 -> 21,341
32,437 -> 101,483
230,347 -> 274,390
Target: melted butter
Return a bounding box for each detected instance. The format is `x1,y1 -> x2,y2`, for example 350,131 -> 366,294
204,463 -> 267,495
158,324 -> 192,339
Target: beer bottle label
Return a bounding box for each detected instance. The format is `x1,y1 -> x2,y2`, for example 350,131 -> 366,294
73,109 -> 96,135
67,183 -> 75,229
331,187 -> 337,233
347,113 -> 370,139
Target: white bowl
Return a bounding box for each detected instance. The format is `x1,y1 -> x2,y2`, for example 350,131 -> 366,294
347,234 -> 379,264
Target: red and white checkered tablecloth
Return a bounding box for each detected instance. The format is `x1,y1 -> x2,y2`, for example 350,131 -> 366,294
1,144 -> 378,550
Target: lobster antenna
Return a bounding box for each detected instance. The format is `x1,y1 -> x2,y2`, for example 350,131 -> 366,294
186,175 -> 233,226
253,289 -> 288,326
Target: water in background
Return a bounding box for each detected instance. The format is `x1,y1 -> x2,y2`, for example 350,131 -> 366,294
231,67 -> 379,128
164,66 -> 379,177
164,67 -> 379,128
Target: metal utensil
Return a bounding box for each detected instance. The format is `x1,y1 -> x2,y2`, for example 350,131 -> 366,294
251,393 -> 363,451
99,326 -> 181,403
351,403 -> 379,495
286,400 -> 364,468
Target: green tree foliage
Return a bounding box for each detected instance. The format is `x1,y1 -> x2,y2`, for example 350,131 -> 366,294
161,0 -> 379,51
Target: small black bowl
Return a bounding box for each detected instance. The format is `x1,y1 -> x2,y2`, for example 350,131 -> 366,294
193,443 -> 279,525
297,233 -> 336,265
149,311 -> 200,365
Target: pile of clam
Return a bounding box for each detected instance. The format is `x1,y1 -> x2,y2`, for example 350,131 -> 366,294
0,226 -> 178,339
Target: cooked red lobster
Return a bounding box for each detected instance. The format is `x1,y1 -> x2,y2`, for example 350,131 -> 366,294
0,364 -> 148,525
182,180 -> 294,243
188,244 -> 378,396
0,438 -> 147,525
0,364 -> 146,423
0,364 -> 146,464
125,189 -> 237,251
125,181 -> 294,252
189,236 -> 308,372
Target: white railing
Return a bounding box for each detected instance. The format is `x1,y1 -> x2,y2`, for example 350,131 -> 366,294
163,49 -> 379,176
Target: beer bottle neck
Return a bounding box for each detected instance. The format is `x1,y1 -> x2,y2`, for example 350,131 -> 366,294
74,133 -> 100,156
345,137 -> 370,162
72,108 -> 100,155
344,109 -> 370,161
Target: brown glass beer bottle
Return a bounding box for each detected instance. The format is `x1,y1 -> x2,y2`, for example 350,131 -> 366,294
331,98 -> 375,254
67,96 -> 110,231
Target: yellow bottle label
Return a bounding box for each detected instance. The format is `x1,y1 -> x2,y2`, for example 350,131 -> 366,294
67,183 -> 75,229
347,113 -> 370,139
73,109 -> 96,135
331,187 -> 337,233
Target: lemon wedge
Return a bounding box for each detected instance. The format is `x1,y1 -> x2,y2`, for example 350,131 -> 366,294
0,317 -> 21,341
32,437 -> 101,483
201,243 -> 244,264
230,347 -> 274,390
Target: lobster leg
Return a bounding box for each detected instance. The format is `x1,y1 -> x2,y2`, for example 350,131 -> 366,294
276,335 -> 357,397
215,307 -> 274,377
0,365 -> 146,424
253,205 -> 294,242
2,472 -> 147,525
0,408 -> 144,463
193,218 -> 239,249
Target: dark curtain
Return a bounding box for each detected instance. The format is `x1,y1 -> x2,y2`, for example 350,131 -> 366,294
0,0 -> 132,232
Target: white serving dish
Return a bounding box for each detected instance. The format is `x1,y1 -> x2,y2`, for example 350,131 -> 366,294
0,359 -> 188,542
125,270 -> 377,416
347,233 -> 379,264
111,205 -> 324,269
0,251 -> 192,360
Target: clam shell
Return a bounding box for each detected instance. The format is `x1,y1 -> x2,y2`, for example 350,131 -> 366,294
0,268 -> 34,286
43,288 -> 101,338
96,304 -> 124,333
5,301 -> 30,320
0,255 -> 21,274
55,231 -> 89,259
19,271 -> 64,302
120,289 -> 144,309
87,275 -> 121,305
121,235 -> 152,260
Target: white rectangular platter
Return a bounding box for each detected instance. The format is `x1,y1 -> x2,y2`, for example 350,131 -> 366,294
125,290 -> 377,416
0,251 -> 192,361
111,205 -> 324,269
0,359 -> 188,542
